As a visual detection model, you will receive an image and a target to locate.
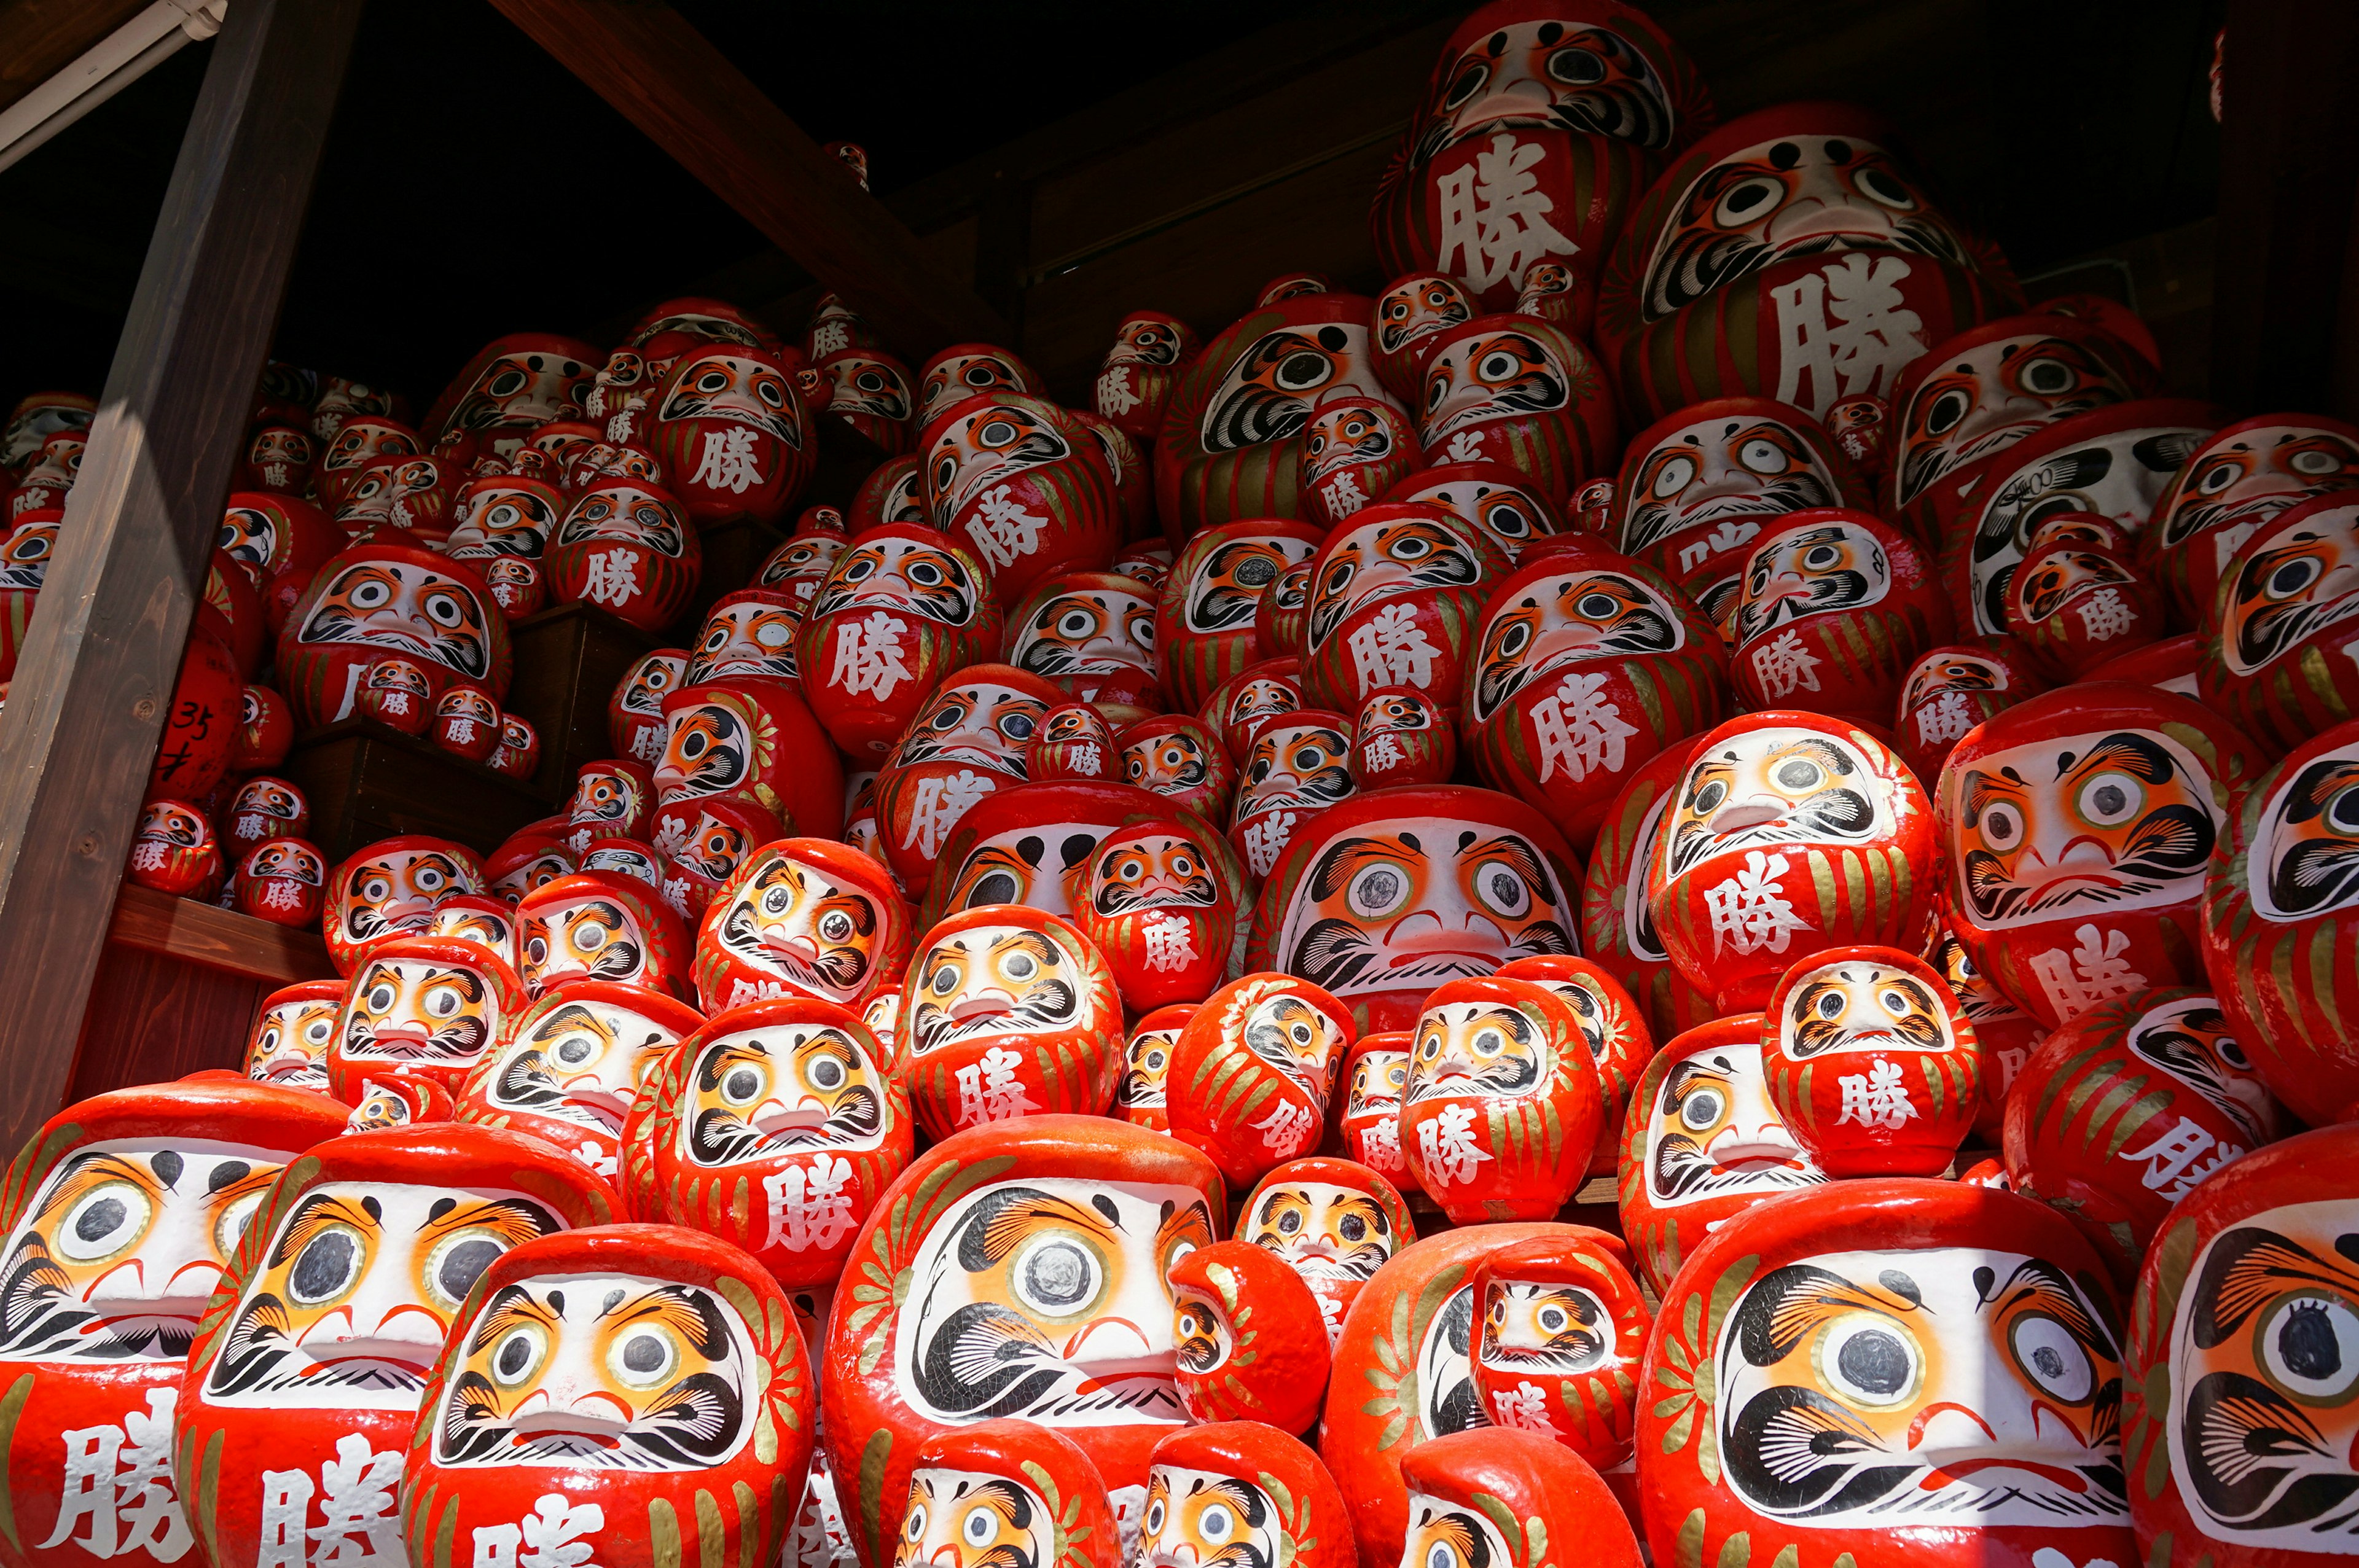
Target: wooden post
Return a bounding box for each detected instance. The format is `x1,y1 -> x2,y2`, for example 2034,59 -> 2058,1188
2210,0 -> 2359,413
0,0 -> 362,1150
487,0 -> 1011,362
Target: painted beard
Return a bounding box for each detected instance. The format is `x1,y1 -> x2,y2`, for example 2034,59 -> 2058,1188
1285,829 -> 1574,996
1186,539 -> 1302,634
716,892 -> 874,997
345,1014 -> 487,1064
1959,733 -> 2216,926
1624,469 -> 1834,556
1418,1282 -> 1487,1439
1668,785 -> 1875,878
1719,1251 -> 2126,1528
300,603 -> 488,682
904,930 -> 1084,1057
2124,999 -> 2271,1143
687,1080 -> 882,1163
1198,326 -> 1354,453
1648,1125 -> 1818,1204
1645,1051 -> 1818,1206
1783,973 -> 1944,1059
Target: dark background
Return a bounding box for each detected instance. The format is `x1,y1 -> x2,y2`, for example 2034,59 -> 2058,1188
0,0 -> 2224,415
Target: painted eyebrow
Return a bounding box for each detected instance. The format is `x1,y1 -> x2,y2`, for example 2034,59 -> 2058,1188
466,1284 -> 556,1352
421,1197 -> 560,1244
270,1192 -> 378,1266
33,1153 -> 160,1217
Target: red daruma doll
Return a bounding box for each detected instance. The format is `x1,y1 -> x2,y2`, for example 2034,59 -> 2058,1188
544,479 -> 703,634
1070,821 -> 1234,1010
1729,508 -> 1951,722
796,523 -> 1000,760
647,341 -> 815,526
921,392 -> 1119,609
1400,974 -> 1600,1222
1165,974 -> 1356,1187
397,1225 -> 816,1568
894,907 -> 1125,1141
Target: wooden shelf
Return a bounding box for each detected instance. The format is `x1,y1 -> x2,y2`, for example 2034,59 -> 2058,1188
506,601 -> 664,798
106,881 -> 332,985
281,716 -> 557,861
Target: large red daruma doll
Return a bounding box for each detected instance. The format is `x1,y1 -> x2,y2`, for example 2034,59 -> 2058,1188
691,836 -> 912,1015
1368,0 -> 1714,329
1297,502 -> 1509,713
1153,291 -> 1401,537
1243,784 -> 1584,1032
396,1224 -> 815,1568
0,1083 -> 350,1568
820,1117 -> 1224,1567
893,906 -> 1125,1141
1163,973 -> 1355,1187
920,392 -> 1119,609
2200,716 -> 2359,1129
1595,102 -> 2021,427
1152,518 -> 1326,713
276,541 -> 511,731
640,996 -> 913,1288
323,834 -> 488,974
870,665 -> 1063,892
2120,1123 -> 2359,1566
173,1126 -> 614,1568
544,479 -> 703,635
1400,974 -> 1601,1222
1938,681 -> 2261,1030
796,523 -> 1001,760
1635,1178 -> 2137,1568
1414,313 -> 1619,505
1646,711 -> 1935,1015
1463,537 -> 1729,852
647,341 -> 815,526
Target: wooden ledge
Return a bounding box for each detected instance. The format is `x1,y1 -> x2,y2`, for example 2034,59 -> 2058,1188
107,881 -> 334,986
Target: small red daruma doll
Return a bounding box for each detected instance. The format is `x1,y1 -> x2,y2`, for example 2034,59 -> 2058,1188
1462,537 -> 1729,852
894,906 -> 1124,1141
1119,714 -> 1237,821
235,836 -> 327,927
0,1082 -> 351,1568
1415,313 -> 1619,504
563,757 -> 656,853
797,522 -> 1001,760
1468,1230 -> 1653,1474
1228,708 -> 1356,878
1116,1004 -> 1194,1131
690,836 -> 912,1015
1648,711 -> 1936,1015
1167,1240 -> 1331,1433
922,391 -> 1120,608
124,798 -> 224,899
1140,1423 -> 1353,1568
2005,540 -> 2162,678
608,647 -> 690,765
452,978 -> 704,1184
1202,655 -> 1303,763
398,1223 -> 815,1568
685,587 -> 804,685
1372,273 -> 1474,404
1336,1032 -> 1415,1185
327,932 -> 528,1102
357,654 -> 436,735
1165,974 -> 1355,1187
224,774 -> 307,854
517,871 -> 692,1000
544,478 -> 703,634
1616,1013 -> 1828,1297
1404,1428 -> 1645,1568
1028,700 -> 1117,781
1152,519 -> 1325,712
890,1420 -> 1121,1568
488,711 -> 539,781
1070,821 -> 1234,1010
1938,681 -> 2261,1030
1301,396 -> 1420,529
232,682 -> 294,771
1235,1155 -> 1416,1348
430,681 -> 501,762
1759,945 -> 1981,1178
1299,502 -> 1509,715
246,978 -> 342,1089
2118,1121 -> 2359,1564
1093,308 -> 1199,445
1891,638 -> 2048,786
1350,685 -> 1457,789
1729,507 -> 1952,721
427,891 -> 520,967
647,340 -> 816,526
2196,493 -> 2359,757
1400,974 -> 1600,1223
2005,988 -> 2283,1286
1633,1178 -> 2137,1568
323,834 -> 487,973
640,996 -> 913,1288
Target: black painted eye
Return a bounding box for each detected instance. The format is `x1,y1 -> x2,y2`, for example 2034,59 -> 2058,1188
289,1227 -> 362,1304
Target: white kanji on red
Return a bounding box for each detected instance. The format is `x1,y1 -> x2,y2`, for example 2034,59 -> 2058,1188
1347,603 -> 1442,694
1749,630 -> 1824,700
2027,924 -> 2147,1023
955,1045 -> 1038,1127
2120,1117 -> 2244,1202
1914,689 -> 1976,749
1241,811 -> 1297,877
44,1388 -> 192,1562
1251,1098 -> 1318,1156
829,612 -> 914,701
689,427 -> 765,496
581,548 -> 641,609
901,770 -> 993,860
1140,914 -> 1199,973
1530,669 -> 1637,784
1702,851 -> 1812,958
1095,365 -> 1141,419
2075,588 -> 2137,641
1490,1381 -> 1557,1433
1836,1060 -> 1919,1133
1417,1103 -> 1493,1187
964,487 -> 1047,570
1770,254 -> 1929,416
764,1153 -> 858,1254
1433,131 -> 1578,295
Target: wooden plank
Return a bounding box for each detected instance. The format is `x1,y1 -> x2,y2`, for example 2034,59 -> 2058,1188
0,0 -> 360,1160
68,941 -> 272,1104
486,0 -> 1009,362
505,601 -> 662,800
282,720 -> 557,863
0,0 -> 155,117
106,881 -> 332,985
2208,0 -> 2359,413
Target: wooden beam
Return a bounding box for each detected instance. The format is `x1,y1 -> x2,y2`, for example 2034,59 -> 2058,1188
487,0 -> 1009,361
2210,0 -> 2359,411
107,883 -> 333,986
0,0 -> 155,117
0,0 -> 359,1149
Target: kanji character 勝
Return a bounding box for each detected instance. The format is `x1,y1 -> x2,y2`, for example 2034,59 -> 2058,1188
1433,132 -> 1579,295
689,427 -> 765,496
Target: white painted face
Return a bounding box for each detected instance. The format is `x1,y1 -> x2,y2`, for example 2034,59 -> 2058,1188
903,924 -> 1091,1058
926,399 -> 1070,524
1775,958 -> 1954,1061
0,1139 -> 292,1362
1481,1276 -> 1614,1375
1465,566 -> 1686,724
1642,1042 -> 1823,1209
1734,520 -> 1891,645
679,1019 -> 890,1164
1621,413 -> 1841,555
893,1176 -> 1214,1429
1238,1180 -> 1400,1284
2121,993 -> 2277,1145
432,1270 -> 757,1470
2249,738 -> 2359,923
249,997 -> 337,1089
203,1181 -> 565,1409
2169,1198 -> 2359,1550
1947,727 -> 2223,930
1662,727 -> 1890,881
482,997 -> 687,1136
1717,1246 -> 2126,1528
1409,997 -> 1554,1104
1142,1465 -> 1283,1568
1180,531 -> 1321,636
1196,319 -> 1385,455
1400,1488 -> 1519,1568
896,1466 -> 1057,1568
